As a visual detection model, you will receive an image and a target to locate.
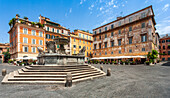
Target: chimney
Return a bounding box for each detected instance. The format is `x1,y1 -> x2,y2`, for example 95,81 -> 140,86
166,34 -> 168,37
15,14 -> 19,19
87,30 -> 89,32
117,16 -> 122,20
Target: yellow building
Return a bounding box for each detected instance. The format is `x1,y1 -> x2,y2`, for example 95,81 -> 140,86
70,30 -> 93,61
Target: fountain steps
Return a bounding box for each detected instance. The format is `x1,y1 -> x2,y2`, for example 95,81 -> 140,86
1,64 -> 106,84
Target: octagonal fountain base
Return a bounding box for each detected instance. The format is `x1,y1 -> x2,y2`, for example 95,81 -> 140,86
38,53 -> 85,65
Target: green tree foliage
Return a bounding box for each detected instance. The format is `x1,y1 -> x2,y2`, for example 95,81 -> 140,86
2,48 -> 11,62
147,50 -> 158,63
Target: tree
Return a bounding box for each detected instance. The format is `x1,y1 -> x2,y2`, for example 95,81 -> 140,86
147,50 -> 158,63
2,48 -> 10,62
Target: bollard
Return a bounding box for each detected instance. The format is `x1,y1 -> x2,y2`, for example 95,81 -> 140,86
65,72 -> 72,87
100,66 -> 103,71
2,69 -> 7,76
107,68 -> 111,76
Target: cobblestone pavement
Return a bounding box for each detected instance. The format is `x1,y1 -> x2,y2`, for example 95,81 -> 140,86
0,62 -> 170,98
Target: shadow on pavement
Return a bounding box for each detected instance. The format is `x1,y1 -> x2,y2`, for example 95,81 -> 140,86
161,61 -> 170,66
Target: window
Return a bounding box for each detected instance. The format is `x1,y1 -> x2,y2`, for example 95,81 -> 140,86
129,37 -> 132,44
129,17 -> 132,22
99,36 -> 101,40
105,34 -> 107,38
23,37 -> 28,43
83,41 -> 85,44
129,49 -> 132,53
168,51 -> 170,55
168,58 -> 170,61
57,45 -> 59,48
119,50 -> 121,54
32,30 -> 36,35
94,37 -> 96,41
79,39 -> 81,43
90,42 -> 91,45
79,46 -> 81,48
57,29 -> 59,33
51,35 -> 55,39
83,34 -> 85,38
141,35 -> 147,42
87,47 -> 88,50
87,42 -> 88,44
141,23 -> 145,28
79,33 -> 81,37
111,24 -> 114,29
73,45 -> 76,48
162,58 -> 165,61
105,52 -> 107,55
99,53 -> 101,55
99,43 -> 101,49
90,47 -> 91,50
105,27 -> 107,31
94,31 -> 96,34
74,38 -> 75,42
87,35 -> 88,39
46,34 -> 50,39
105,42 -> 107,48
111,32 -> 114,36
52,28 -> 54,32
162,40 -> 165,43
74,50 -> 76,54
32,39 -> 36,44
56,36 -> 59,38
23,46 -> 28,52
47,27 -> 49,31
39,31 -> 43,37
159,46 -> 161,49
119,30 -> 121,35
23,28 -> 28,34
118,39 -> 121,46
118,21 -> 121,26
111,51 -> 113,54
99,29 -> 101,33
94,44 -> 97,49
163,46 -> 165,49
87,52 -> 88,56
95,53 -> 96,55
111,41 -> 114,47
142,48 -> 145,51
141,12 -> 146,18
39,40 -> 43,45
90,36 -> 91,40
168,45 -> 170,49
129,26 -> 132,32
32,47 -> 36,53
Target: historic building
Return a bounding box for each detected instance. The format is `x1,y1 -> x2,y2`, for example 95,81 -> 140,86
70,30 -> 93,61
92,5 -> 159,63
39,15 -> 70,53
159,34 -> 170,61
0,43 -> 9,63
8,15 -> 46,60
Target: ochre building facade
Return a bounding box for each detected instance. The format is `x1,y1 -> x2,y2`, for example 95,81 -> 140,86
92,6 -> 159,63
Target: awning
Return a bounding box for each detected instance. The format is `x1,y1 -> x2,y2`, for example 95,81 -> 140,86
92,55 -> 146,60
16,57 -> 37,60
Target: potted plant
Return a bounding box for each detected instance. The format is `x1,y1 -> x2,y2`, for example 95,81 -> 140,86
104,61 -> 107,64
101,61 -> 103,64
112,61 -> 115,65
21,62 -> 24,66
108,61 -> 110,64
131,61 -> 136,65
31,22 -> 36,26
114,61 -> 117,65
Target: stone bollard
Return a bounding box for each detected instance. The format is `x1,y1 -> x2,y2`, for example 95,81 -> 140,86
123,63 -> 125,65
65,72 -> 72,87
107,68 -> 111,76
128,63 -> 130,65
100,66 -> 103,71
2,69 -> 7,76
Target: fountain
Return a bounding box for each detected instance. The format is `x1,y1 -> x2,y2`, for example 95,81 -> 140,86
37,37 -> 85,65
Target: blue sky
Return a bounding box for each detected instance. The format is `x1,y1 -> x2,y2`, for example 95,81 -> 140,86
0,0 -> 170,43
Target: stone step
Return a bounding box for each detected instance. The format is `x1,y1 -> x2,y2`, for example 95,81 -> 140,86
30,64 -> 89,68
73,72 -> 103,80
72,70 -> 100,76
8,77 -> 65,81
72,74 -> 105,83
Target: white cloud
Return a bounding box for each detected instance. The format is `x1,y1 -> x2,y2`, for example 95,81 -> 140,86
162,4 -> 169,11
100,7 -> 103,11
91,4 -> 94,8
65,13 -> 67,17
108,0 -> 114,6
69,8 -> 72,13
89,4 -> 94,10
113,5 -> 118,8
80,0 -> 86,5
100,16 -> 114,25
156,25 -> 170,35
145,0 -> 148,3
